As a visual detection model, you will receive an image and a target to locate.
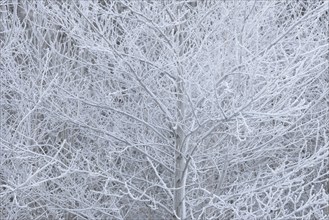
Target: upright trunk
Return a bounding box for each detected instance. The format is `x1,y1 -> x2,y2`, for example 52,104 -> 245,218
174,78 -> 187,220
172,2 -> 198,218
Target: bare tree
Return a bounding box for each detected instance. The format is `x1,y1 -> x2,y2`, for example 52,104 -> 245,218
1,0 -> 328,219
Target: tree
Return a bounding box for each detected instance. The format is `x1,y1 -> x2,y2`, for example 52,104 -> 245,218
1,0 -> 328,219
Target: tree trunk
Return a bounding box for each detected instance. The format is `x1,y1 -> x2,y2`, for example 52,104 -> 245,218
174,75 -> 187,219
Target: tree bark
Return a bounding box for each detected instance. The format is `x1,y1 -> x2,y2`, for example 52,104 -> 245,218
174,78 -> 187,220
